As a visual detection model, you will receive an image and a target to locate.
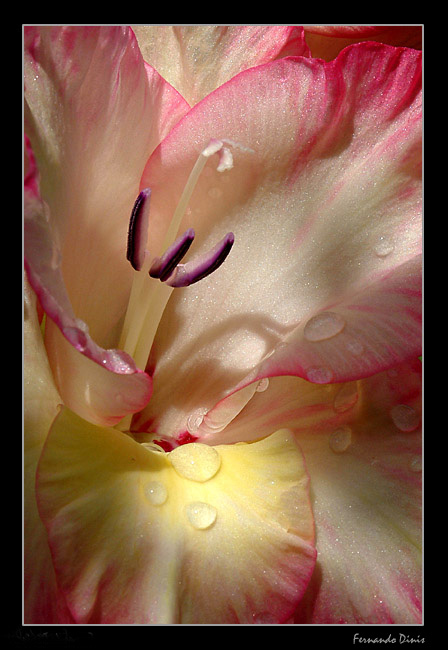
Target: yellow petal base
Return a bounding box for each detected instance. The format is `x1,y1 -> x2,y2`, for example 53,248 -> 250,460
37,407 -> 316,623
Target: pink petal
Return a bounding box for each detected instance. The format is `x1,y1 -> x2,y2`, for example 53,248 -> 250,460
304,26 -> 422,61
24,26 -> 189,351
132,25 -> 310,105
24,27 -> 190,425
24,183 -> 152,426
208,360 -> 422,623
252,254 -> 422,386
295,367 -> 422,623
135,44 -> 421,440
24,277 -> 73,622
36,408 -> 316,623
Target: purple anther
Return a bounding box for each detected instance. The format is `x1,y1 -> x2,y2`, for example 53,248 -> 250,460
149,228 -> 195,281
165,232 -> 235,288
126,188 -> 151,271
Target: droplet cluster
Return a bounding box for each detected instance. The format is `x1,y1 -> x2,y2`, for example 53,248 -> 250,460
143,442 -> 222,530
329,425 -> 353,453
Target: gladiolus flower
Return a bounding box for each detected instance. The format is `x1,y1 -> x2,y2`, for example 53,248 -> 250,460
24,26 -> 422,625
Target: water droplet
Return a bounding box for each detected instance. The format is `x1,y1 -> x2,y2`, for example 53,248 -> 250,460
374,236 -> 395,258
185,502 -> 217,529
186,408 -> 208,434
256,378 -> 269,392
306,366 -> 333,384
144,481 -> 168,506
304,311 -> 346,342
329,426 -> 352,453
169,443 -> 221,482
390,404 -> 420,432
333,383 -> 358,413
409,456 -> 422,473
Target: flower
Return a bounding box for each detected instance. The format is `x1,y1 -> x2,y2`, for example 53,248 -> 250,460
24,26 -> 422,624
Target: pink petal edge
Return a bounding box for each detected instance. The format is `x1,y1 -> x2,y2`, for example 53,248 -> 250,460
24,175 -> 152,426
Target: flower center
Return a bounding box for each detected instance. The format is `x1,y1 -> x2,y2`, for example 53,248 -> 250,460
115,139 -> 250,432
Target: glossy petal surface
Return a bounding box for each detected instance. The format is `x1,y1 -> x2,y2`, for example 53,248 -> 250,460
24,180 -> 152,427
206,360 -> 422,623
304,25 -> 422,61
24,26 -> 189,349
135,44 -> 421,440
37,409 -> 316,623
132,25 -> 310,105
24,26 -> 190,424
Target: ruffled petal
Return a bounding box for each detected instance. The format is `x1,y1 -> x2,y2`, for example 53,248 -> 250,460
24,276 -> 73,622
135,44 -> 421,440
132,25 -> 310,106
295,373 -> 422,623
24,26 -> 190,425
24,182 -> 152,426
36,408 -> 316,624
304,25 -> 422,60
24,26 -> 189,350
208,360 -> 422,623
251,254 -> 421,386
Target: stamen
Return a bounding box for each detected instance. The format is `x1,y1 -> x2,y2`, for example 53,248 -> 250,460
149,228 -> 195,281
165,232 -> 235,288
118,139 -> 250,409
126,188 -> 151,271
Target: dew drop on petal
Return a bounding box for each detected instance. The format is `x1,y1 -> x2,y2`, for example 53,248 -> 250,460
256,378 -> 270,393
144,481 -> 168,506
169,443 -> 221,482
306,366 -> 333,384
390,404 -> 420,432
304,311 -> 345,342
329,426 -> 352,453
185,502 -> 217,529
333,383 -> 359,413
374,236 -> 395,258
